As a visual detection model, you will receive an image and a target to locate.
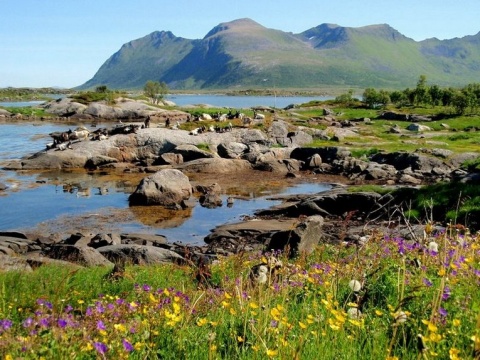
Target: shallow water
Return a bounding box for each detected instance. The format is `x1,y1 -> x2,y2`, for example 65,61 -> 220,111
0,122 -> 331,244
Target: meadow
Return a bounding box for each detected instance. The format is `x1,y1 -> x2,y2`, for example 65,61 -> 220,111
0,223 -> 479,359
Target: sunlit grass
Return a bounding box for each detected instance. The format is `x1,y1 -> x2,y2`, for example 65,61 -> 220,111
1,226 -> 480,359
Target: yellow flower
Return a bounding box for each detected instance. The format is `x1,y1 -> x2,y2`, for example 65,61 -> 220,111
237,336 -> 244,343
249,302 -> 259,309
230,308 -> 237,315
224,292 -> 232,299
77,299 -> 84,305
299,321 -> 307,329
210,344 -> 217,351
197,318 -> 208,327
5,355 -> 13,360
222,301 -> 230,308
375,310 -> 384,316
452,319 -> 461,327
252,345 -> 260,352
347,302 -> 358,307
449,347 -> 460,360
270,307 -> 281,320
438,268 -> 446,276
149,293 -> 156,302
266,348 -> 278,357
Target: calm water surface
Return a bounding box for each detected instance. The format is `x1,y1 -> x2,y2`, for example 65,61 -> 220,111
0,98 -> 331,243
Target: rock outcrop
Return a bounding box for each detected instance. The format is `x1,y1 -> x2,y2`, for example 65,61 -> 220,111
129,169 -> 192,208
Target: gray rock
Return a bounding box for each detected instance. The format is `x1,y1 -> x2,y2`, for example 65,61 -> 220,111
156,153 -> 183,165
217,142 -> 248,159
0,182 -> 7,191
406,123 -> 432,132
268,215 -> 324,257
173,144 -> 215,162
0,254 -> 33,272
176,158 -> 253,174
120,233 -> 167,246
129,169 -> 192,208
307,154 -> 322,168
85,155 -> 118,170
98,245 -> 184,265
43,245 -> 113,267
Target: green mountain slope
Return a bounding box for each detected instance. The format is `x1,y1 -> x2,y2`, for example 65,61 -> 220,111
78,18 -> 480,90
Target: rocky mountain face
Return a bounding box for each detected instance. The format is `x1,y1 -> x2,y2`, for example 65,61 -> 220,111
79,18 -> 480,90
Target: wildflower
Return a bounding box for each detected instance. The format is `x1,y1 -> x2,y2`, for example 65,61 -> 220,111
375,310 -> 384,317
452,319 -> 461,327
94,342 -> 108,355
422,278 -> 433,287
347,307 -> 362,320
249,302 -> 259,309
394,311 -> 407,324
210,344 -> 217,351
299,321 -> 307,329
266,348 -> 278,357
348,279 -> 362,292
114,323 -> 127,332
428,241 -> 439,253
57,319 -> 68,328
197,318 -> 208,327
122,339 -> 134,352
442,287 -> 451,301
97,320 -> 106,331
449,347 -> 460,360
439,308 -> 448,318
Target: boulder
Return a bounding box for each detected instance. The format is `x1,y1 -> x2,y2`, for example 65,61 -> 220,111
0,254 -> 33,272
172,144 -> 215,162
217,142 -> 248,159
268,215 -> 324,257
43,245 -> 113,267
98,245 -> 184,265
0,182 -> 7,191
129,169 -> 192,208
176,158 -> 253,174
120,233 -> 167,246
406,123 -> 432,132
85,155 -> 118,170
156,153 -> 184,165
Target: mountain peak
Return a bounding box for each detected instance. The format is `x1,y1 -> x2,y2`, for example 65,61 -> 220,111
204,18 -> 264,38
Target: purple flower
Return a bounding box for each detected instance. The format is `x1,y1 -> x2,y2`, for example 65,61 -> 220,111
439,307 -> 448,317
422,278 -> 433,287
58,319 -> 68,328
39,318 -> 49,327
143,284 -> 151,292
270,320 -> 278,328
1,319 -> 13,330
122,339 -> 134,352
442,287 -> 451,301
23,317 -> 33,328
94,342 -> 108,355
64,305 -> 73,313
85,307 -> 93,316
97,320 -> 106,331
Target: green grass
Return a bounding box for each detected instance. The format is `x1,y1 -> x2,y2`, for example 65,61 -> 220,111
1,226 -> 479,359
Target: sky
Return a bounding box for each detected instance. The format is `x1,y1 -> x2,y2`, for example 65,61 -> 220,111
1,0 -> 479,88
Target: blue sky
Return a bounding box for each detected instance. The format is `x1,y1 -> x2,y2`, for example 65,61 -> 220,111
1,0 -> 479,88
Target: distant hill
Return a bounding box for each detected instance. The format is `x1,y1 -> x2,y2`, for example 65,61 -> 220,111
78,18 -> 480,90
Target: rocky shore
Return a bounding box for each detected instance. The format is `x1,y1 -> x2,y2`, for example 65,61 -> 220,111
1,97 -> 479,272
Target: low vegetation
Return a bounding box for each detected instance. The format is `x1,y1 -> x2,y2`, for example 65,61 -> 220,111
1,224 -> 479,359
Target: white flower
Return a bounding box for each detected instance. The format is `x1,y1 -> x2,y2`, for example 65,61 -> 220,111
347,307 -> 362,319
394,311 -> 407,324
349,279 -> 362,292
428,241 -> 439,252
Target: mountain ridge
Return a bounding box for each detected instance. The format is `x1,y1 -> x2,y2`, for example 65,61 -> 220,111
79,18 -> 480,90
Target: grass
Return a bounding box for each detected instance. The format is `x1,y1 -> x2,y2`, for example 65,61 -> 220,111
1,224 -> 480,359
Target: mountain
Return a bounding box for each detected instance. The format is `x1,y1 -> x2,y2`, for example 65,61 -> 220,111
79,18 -> 480,90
